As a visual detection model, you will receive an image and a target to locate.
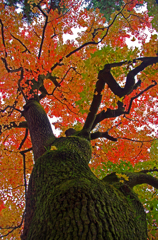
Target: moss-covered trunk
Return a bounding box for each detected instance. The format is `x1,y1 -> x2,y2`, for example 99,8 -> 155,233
21,135 -> 147,240
21,100 -> 147,240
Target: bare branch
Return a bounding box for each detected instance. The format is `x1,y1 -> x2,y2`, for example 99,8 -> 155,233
91,80 -> 157,131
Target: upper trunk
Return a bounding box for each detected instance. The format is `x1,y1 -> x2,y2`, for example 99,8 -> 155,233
23,100 -> 55,160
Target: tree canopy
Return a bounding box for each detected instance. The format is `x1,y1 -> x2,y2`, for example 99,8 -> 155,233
0,0 -> 158,239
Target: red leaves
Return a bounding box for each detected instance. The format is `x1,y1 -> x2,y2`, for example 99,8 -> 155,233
0,1 -> 158,237
0,200 -> 6,215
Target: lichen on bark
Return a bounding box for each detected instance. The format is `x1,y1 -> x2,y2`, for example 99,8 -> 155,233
22,136 -> 147,240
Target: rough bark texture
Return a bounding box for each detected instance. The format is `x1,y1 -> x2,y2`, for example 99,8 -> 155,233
21,136 -> 147,240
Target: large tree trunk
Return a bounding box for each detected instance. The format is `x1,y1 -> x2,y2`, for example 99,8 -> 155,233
21,101 -> 147,240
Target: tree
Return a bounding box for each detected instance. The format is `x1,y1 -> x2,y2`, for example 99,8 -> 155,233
0,0 -> 158,239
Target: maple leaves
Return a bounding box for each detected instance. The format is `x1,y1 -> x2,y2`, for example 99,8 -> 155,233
0,0 -> 158,238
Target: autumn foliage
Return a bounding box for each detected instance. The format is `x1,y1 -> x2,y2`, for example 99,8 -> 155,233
0,0 -> 158,238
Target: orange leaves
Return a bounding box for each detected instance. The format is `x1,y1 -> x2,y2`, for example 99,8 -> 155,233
0,0 -> 158,238
43,78 -> 54,94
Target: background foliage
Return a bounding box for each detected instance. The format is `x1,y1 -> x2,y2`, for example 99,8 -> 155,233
0,0 -> 158,239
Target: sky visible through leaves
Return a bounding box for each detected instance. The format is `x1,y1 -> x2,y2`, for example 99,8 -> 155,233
0,0 -> 158,239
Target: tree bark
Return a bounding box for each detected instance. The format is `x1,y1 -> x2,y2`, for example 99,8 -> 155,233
21,101 -> 147,240
23,100 -> 55,161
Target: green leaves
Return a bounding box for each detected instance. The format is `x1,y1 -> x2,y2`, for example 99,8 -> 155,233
84,0 -> 124,21
146,0 -> 158,31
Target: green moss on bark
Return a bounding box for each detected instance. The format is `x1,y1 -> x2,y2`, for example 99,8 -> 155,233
22,136 -> 147,240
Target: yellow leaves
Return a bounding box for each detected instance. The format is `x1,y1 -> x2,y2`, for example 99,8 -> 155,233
28,0 -> 41,7
116,173 -> 129,183
115,95 -> 124,103
50,145 -> 58,151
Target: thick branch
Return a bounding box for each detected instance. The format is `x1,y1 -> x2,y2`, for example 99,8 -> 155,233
24,72 -> 60,101
127,172 -> 158,189
103,172 -> 158,189
83,57 -> 158,136
92,101 -> 124,130
98,57 -> 158,98
82,71 -> 107,133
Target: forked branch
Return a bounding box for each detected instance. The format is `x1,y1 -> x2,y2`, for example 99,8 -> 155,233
81,57 -> 158,139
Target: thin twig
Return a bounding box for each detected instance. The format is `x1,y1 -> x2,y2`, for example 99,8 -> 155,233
10,33 -> 31,53
50,3 -> 129,71
37,5 -> 48,59
117,137 -> 158,143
